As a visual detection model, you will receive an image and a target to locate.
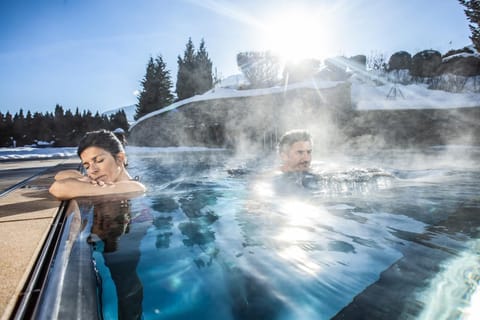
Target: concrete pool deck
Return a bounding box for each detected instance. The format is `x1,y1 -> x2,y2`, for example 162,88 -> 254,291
0,158 -> 80,320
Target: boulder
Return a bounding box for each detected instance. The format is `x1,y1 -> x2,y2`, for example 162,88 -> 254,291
410,50 -> 442,77
322,57 -> 350,81
388,51 -> 412,71
283,59 -> 321,83
443,46 -> 475,58
438,55 -> 480,77
348,55 -> 367,69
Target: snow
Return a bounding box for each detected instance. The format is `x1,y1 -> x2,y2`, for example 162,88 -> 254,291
0,147 -> 77,161
3,66 -> 480,161
352,82 -> 480,110
443,51 -> 478,61
130,74 -> 480,130
0,146 -> 221,161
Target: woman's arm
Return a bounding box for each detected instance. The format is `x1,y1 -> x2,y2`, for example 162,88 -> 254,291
49,178 -> 146,200
54,169 -> 84,181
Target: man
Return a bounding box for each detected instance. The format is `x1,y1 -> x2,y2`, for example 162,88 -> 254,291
277,129 -> 313,173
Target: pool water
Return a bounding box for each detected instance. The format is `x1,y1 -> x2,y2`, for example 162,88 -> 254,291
83,146 -> 480,320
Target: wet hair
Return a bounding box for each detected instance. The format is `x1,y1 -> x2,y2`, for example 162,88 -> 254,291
77,129 -> 125,159
277,129 -> 313,154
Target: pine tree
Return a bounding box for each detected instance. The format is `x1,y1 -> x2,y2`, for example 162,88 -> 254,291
176,38 -> 197,100
13,109 -> 26,145
459,0 -> 480,51
25,111 -> 33,144
135,55 -> 174,120
176,38 -> 214,100
195,39 -> 213,94
154,55 -> 174,110
110,110 -> 129,131
0,112 -> 14,146
135,57 -> 156,120
5,112 -> 14,147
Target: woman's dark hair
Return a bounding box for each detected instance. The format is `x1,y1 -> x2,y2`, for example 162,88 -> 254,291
277,129 -> 313,154
77,129 -> 125,158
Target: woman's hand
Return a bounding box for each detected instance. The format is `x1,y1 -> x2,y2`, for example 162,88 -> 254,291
54,169 -> 84,181
76,175 -> 113,186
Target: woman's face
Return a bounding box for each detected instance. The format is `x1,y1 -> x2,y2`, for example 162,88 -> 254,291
80,146 -> 125,183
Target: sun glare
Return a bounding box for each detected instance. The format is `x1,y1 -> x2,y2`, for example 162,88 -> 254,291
262,8 -> 333,63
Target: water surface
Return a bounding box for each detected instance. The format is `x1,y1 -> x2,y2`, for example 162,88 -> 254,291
85,146 -> 480,320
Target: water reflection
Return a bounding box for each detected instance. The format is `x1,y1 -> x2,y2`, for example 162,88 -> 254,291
87,196 -> 151,320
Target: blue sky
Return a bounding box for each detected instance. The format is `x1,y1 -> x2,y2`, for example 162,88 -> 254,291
0,0 -> 472,115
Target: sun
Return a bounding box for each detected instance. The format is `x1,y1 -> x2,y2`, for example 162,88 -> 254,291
261,8 -> 333,63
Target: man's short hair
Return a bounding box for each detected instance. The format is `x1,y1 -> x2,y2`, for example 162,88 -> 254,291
277,129 -> 313,154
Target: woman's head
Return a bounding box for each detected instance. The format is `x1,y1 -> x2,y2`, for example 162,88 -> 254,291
77,129 -> 125,158
77,130 -> 129,183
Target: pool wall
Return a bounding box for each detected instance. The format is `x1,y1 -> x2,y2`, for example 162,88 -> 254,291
33,200 -> 99,320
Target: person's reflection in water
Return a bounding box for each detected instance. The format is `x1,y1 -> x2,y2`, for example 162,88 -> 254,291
88,197 -> 151,320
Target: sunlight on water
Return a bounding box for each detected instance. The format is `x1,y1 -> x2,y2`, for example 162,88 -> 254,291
87,148 -> 480,319
277,246 -> 322,276
277,200 -> 333,226
252,180 -> 276,198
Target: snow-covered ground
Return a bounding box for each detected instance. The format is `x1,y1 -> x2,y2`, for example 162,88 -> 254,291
130,65 -> 480,129
109,74 -> 480,125
351,81 -> 480,110
0,146 -> 221,161
0,147 -> 77,161
6,53 -> 480,161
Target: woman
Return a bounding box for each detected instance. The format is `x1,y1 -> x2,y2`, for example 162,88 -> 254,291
49,129 -> 146,200
88,197 -> 146,319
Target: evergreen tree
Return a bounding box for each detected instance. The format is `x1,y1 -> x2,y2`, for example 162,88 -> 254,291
459,0 -> 480,51
154,55 -> 175,110
176,38 -> 197,100
25,111 -> 33,143
13,109 -> 26,145
135,55 -> 174,120
135,57 -> 156,120
53,104 -> 68,145
176,38 -> 214,100
110,110 -> 129,132
195,38 -> 214,94
4,112 -> 14,146
32,111 -> 51,142
0,112 -> 14,146
0,105 -> 129,147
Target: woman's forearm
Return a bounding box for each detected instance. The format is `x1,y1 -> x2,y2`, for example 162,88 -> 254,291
54,169 -> 84,181
49,178 -> 145,200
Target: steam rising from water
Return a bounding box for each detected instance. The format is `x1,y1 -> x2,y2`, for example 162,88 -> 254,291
117,145 -> 480,319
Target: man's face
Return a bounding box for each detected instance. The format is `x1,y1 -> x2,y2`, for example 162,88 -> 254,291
280,141 -> 312,172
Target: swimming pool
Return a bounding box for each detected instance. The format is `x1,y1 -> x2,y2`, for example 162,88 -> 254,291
37,146 -> 480,319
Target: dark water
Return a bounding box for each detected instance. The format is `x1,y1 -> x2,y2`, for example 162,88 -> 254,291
86,146 -> 480,320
